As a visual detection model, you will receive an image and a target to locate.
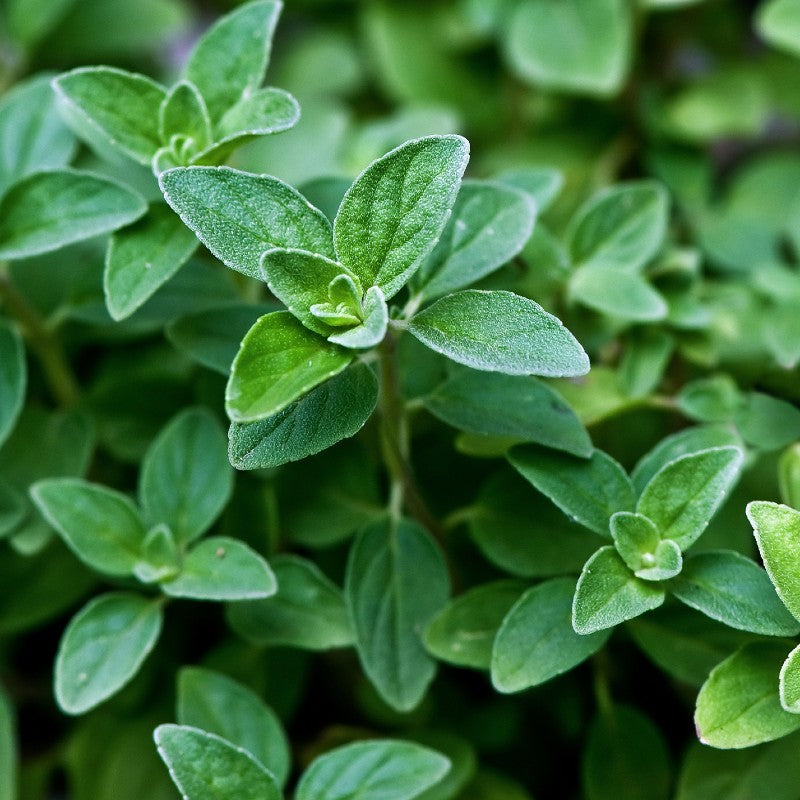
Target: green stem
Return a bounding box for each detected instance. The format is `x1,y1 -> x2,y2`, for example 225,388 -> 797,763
0,264 -> 81,407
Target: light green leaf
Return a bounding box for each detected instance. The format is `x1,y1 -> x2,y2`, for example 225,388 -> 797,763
735,391 -> 800,451
139,408 -> 232,545
504,0 -> 632,95
509,447 -> 634,537
104,204 -> 199,320
757,0 -> 800,58
568,181 -> 669,272
227,554 -> 353,650
0,682 -> 15,800
328,287 -> 389,349
346,516 -> 450,711
334,135 -> 470,299
695,641 -> 800,748
424,371 -> 592,457
159,167 -> 335,278
618,329 -> 674,399
608,512 -> 682,581
5,0 -> 77,49
748,501 -> 800,622
55,592 -> 163,714
424,581 -> 525,670
226,311 -> 352,422
52,66 -> 166,164
408,290 -> 590,376
573,546 -> 665,634
155,724 -> 281,800
676,375 -> 743,423
670,550 -> 800,636
416,180 -> 536,300
0,73 -> 76,196
0,170 -> 146,260
635,539 -> 682,582
228,362 -> 378,470
780,643 -> 800,713
183,0 -> 282,121
637,446 -> 743,550
492,578 -> 610,692
177,667 -> 290,785
0,323 -> 25,450
779,443 -> 800,516
583,705 -> 671,800
30,478 -> 146,576
162,537 -> 276,601
497,167 -> 564,212
159,81 -> 211,155
133,523 -> 181,584
296,740 -> 450,800
569,266 -> 668,321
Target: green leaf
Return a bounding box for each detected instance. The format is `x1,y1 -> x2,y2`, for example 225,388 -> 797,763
226,554 -> 353,650
757,0 -> 800,58
0,170 -> 146,260
104,204 -> 199,320
635,540 -> 683,582
133,523 -> 181,584
637,447 -> 743,550
748,501 -> 800,622
424,581 -> 525,670
0,73 -> 76,196
573,546 -> 665,634
583,705 -> 671,800
508,447 -> 634,537
491,578 -> 610,692
52,67 -> 166,164
676,375 -> 743,423
468,471 -> 600,578
159,81 -> 211,155
735,391 -> 800,451
569,266 -> 667,321
619,329 -> 674,399
670,551 -> 800,636
408,290 -> 590,376
55,592 -> 163,714
177,667 -> 290,785
226,311 -> 353,422
695,641 -> 800,748
0,480 -> 25,538
183,0 -> 282,122
162,537 -> 276,601
567,181 -> 669,271
609,512 -> 682,581
416,180 -> 536,300
334,135 -> 470,299
346,516 -> 450,711
504,0 -> 632,95
424,371 -> 592,457
228,362 -> 378,470
296,740 -> 450,800
159,167 -> 335,278
139,407 -> 232,545
328,287 -> 389,349
0,323 -> 25,450
0,682 -> 16,800
30,478 -> 146,576
497,167 -> 564,213
780,643 -> 800,713
155,724 -> 281,800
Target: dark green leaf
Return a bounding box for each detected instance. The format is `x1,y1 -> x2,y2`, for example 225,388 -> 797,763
0,323 -> 25,450
0,682 -> 15,800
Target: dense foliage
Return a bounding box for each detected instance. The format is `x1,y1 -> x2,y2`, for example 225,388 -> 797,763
3,0 -> 800,797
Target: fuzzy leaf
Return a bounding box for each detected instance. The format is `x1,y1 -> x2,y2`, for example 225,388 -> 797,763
31,478 -> 146,576
328,287 -> 389,349
228,362 -> 378,470
695,641 -> 800,748
296,740 -> 450,800
226,311 -> 352,422
334,135 -> 470,299
509,447 -> 634,536
491,578 -> 610,692
53,66 -> 166,163
183,0 -> 282,121
177,667 -> 290,785
569,266 -> 667,321
609,512 -> 661,573
155,724 -> 281,800
162,537 -> 276,601
104,204 -> 199,320
55,593 -> 163,714
409,290 -> 589,376
139,408 -> 232,544
0,323 -> 25,451
346,517 -> 450,711
160,167 -> 335,277
0,170 -> 146,260
670,550 -> 800,636
637,447 -> 743,550
780,643 -> 800,713
159,80 -> 212,154
573,546 -> 665,634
